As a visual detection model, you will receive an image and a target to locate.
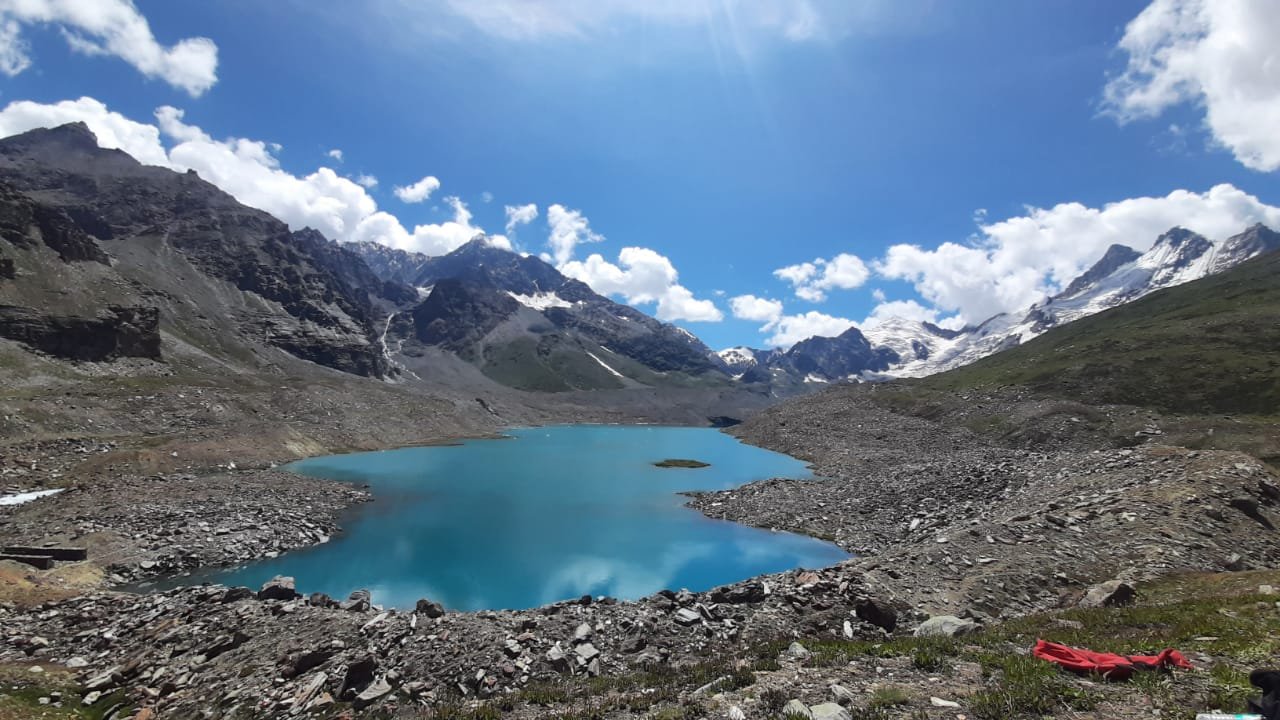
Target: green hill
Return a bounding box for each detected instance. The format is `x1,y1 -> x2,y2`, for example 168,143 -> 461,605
922,250 -> 1280,417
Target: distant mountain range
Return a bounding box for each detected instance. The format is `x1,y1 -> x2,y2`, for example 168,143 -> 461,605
3,122 -> 1274,398
718,223 -> 1280,389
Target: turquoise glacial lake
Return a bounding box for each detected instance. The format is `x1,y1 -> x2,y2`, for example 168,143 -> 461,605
176,425 -> 848,611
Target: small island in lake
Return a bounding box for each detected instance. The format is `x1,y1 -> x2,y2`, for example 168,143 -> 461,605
653,458 -> 710,468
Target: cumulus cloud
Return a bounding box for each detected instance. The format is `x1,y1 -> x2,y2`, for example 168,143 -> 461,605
0,0 -> 218,96
393,175 -> 441,204
546,204 -> 604,265
861,299 -> 941,328
327,148 -> 343,162
763,311 -> 854,347
504,203 -> 538,235
0,96 -> 508,256
875,184 -> 1280,325
774,252 -> 870,302
560,246 -> 722,323
1103,0 -> 1280,171
354,173 -> 378,189
729,294 -> 784,324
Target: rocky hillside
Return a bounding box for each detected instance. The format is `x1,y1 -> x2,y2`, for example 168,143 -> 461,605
0,122 -> 403,377
923,245 -> 1280,417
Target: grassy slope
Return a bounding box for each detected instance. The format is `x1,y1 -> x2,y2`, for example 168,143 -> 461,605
922,250 -> 1280,416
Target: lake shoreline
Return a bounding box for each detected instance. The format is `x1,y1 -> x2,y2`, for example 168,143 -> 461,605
3,401 -> 1279,718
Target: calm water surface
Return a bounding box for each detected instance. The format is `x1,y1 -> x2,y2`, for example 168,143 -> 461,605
165,425 -> 848,610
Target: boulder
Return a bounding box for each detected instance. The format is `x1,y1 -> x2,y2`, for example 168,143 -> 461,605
787,641 -> 812,660
220,586 -> 253,603
257,576 -> 300,602
342,589 -> 371,612
308,592 -> 334,608
673,608 -> 701,626
353,676 -> 392,709
1079,580 -> 1135,608
783,699 -> 813,719
710,581 -> 767,604
810,703 -> 853,720
415,598 -> 445,618
913,615 -> 977,638
854,597 -> 898,632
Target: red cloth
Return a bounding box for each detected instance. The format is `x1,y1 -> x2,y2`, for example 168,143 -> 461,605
1033,639 -> 1193,680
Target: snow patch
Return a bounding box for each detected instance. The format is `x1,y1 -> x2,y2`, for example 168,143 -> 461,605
0,488 -> 64,506
508,291 -> 572,310
586,351 -> 625,379
804,374 -> 830,384
416,285 -> 434,299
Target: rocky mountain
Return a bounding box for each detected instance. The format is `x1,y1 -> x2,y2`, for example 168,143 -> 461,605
753,223 -> 1280,387
0,122 -> 730,395
346,240 -> 432,287
353,237 -> 730,392
0,122 -> 400,377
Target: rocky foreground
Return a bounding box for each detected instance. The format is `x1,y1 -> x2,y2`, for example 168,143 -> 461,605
1,384 -> 1279,718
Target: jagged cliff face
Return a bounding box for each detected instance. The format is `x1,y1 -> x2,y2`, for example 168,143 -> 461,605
351,238 -> 728,392
0,123 -> 395,377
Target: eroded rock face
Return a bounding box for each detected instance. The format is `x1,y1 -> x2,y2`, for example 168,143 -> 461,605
0,124 -> 393,378
0,304 -> 160,361
0,181 -> 108,264
0,256 -> 13,279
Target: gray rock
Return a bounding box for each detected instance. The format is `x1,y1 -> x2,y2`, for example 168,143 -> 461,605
353,676 -> 392,709
342,589 -> 371,612
913,615 -> 978,637
830,684 -> 857,705
783,699 -> 812,718
786,641 -> 812,659
1079,580 -> 1135,608
673,608 -> 702,626
257,575 -> 300,602
810,703 -> 852,720
415,598 -> 445,618
854,597 -> 898,632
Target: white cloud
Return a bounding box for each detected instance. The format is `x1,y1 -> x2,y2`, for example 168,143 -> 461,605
875,184 -> 1280,325
440,0 -> 910,43
354,173 -> 378,188
547,203 -> 604,265
0,96 -> 511,257
861,299 -> 939,328
327,148 -> 344,162
481,190 -> 494,203
764,311 -> 854,347
504,203 -> 538,234
0,0 -> 218,96
729,294 -> 783,323
0,18 -> 29,75
560,246 -> 722,322
774,252 -> 870,302
351,197 -> 511,255
1103,0 -> 1280,171
393,175 -> 441,204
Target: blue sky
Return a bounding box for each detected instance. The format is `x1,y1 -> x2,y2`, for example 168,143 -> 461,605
1,0 -> 1278,349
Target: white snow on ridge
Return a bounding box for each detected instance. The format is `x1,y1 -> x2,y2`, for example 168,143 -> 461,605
586,351 -> 626,379
716,347 -> 758,367
508,291 -> 573,310
0,488 -> 64,506
804,374 -> 829,384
